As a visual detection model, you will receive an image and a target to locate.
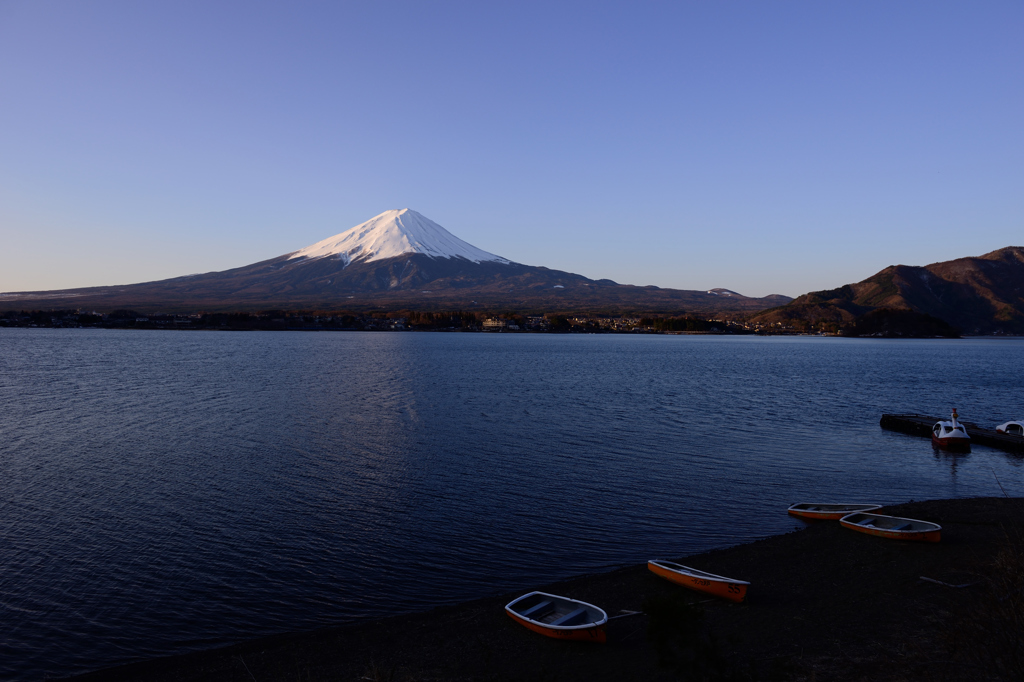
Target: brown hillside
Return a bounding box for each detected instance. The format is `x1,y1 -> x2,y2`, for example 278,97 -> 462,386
751,246 -> 1024,334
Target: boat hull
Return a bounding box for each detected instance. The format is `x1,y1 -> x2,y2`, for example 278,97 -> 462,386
788,503 -> 882,521
931,434 -> 970,451
505,611 -> 607,642
840,513 -> 941,543
647,561 -> 748,603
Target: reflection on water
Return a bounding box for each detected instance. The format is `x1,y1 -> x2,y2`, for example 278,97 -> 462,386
0,330 -> 1022,680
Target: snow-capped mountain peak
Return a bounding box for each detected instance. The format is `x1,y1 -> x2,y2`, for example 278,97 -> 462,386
288,209 -> 509,265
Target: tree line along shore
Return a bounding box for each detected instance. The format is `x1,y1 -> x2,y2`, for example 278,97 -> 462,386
0,308 -> 767,333
0,307 -> 968,337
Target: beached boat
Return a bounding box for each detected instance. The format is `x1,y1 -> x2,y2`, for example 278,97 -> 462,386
788,502 -> 882,521
840,512 -> 941,542
995,420 -> 1024,436
505,591 -> 608,642
932,409 -> 970,450
647,560 -> 749,603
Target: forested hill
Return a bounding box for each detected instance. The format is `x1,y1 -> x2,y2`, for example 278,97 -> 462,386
748,246 -> 1024,335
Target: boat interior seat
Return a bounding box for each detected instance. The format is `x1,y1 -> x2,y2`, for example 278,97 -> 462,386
550,607 -> 589,627
891,524 -> 911,531
520,600 -> 553,619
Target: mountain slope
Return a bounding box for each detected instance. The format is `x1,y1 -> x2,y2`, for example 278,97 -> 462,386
750,247 -> 1024,334
1,209 -> 792,314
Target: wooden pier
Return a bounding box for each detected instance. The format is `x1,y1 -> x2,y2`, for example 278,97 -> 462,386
880,414 -> 1024,453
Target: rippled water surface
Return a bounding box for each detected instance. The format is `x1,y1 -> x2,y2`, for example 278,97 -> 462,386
1,330 -> 1022,679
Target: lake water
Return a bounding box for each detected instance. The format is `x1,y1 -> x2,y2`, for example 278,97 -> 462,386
1,330 -> 1022,680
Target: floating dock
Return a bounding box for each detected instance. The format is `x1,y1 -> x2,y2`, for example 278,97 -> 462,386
880,414 -> 1024,453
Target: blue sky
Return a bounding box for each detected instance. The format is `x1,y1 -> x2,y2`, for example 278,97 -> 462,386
1,1 -> 1021,297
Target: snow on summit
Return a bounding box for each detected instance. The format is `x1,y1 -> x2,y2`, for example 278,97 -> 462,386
288,209 -> 509,265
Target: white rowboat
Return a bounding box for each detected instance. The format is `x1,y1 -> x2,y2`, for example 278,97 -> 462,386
505,591 -> 608,642
788,503 -> 882,520
840,512 -> 941,542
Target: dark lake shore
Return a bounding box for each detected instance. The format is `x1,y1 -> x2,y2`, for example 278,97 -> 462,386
63,497 -> 1023,682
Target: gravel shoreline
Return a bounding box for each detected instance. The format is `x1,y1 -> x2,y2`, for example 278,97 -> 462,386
64,497 -> 1023,682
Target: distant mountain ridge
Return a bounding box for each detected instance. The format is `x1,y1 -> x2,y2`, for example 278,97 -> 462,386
1,209 -> 791,314
750,246 -> 1024,334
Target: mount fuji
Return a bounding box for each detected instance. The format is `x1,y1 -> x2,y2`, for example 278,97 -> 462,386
2,209 -> 791,313
289,209 -> 510,266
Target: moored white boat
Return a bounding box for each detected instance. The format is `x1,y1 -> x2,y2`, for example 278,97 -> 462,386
505,591 -> 608,642
840,512 -> 941,542
932,409 -> 970,450
788,503 -> 882,521
647,560 -> 749,602
995,420 -> 1024,436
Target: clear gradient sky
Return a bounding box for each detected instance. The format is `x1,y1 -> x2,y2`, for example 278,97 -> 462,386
1,1 -> 1021,298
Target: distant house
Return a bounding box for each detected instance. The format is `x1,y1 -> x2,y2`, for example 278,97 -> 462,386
482,318 -> 507,330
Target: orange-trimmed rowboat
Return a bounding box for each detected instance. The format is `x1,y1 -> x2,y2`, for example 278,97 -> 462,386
648,560 -> 749,603
505,591 -> 608,642
840,512 -> 941,542
788,502 -> 882,521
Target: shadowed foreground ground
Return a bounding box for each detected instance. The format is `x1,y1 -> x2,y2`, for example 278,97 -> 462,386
65,498 -> 1024,681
